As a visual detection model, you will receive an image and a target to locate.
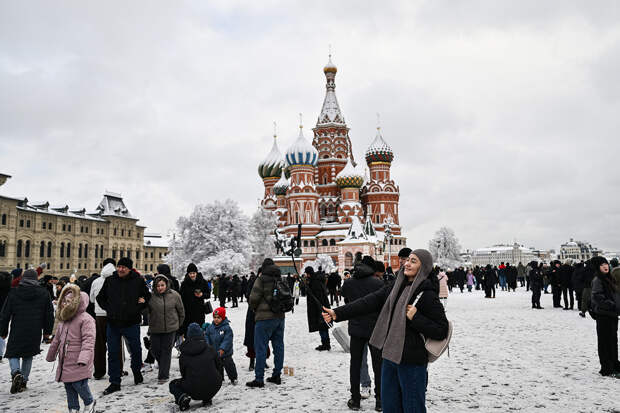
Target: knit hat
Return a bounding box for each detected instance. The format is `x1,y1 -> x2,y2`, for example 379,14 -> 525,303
361,255 -> 376,268
22,269 -> 38,280
213,307 -> 226,319
10,268 -> 22,279
186,263 -> 198,274
398,247 -> 412,258
157,263 -> 171,276
117,257 -> 133,269
304,266 -> 315,275
102,258 -> 116,267
590,256 -> 609,272
186,322 -> 203,338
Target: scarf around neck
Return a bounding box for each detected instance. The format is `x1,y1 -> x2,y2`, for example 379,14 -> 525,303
369,249 -> 433,364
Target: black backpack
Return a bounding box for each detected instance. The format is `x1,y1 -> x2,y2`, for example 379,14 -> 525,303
270,277 -> 294,314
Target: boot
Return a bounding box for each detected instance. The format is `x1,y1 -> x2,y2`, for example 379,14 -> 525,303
10,371 -> 24,394
102,384 -> 121,395
375,398 -> 383,412
178,394 -> 191,411
347,398 -> 361,410
266,375 -> 281,385
249,358 -> 255,371
133,370 -> 143,385
245,379 -> 264,388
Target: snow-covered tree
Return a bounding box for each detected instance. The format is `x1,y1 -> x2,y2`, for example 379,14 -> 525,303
428,226 -> 462,268
167,199 -> 250,277
304,254 -> 336,273
199,249 -> 248,277
248,207 -> 279,270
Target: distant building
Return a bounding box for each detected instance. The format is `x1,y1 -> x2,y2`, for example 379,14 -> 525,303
559,238 -> 601,262
530,248 -> 555,262
472,243 -> 536,266
143,233 -> 169,274
0,174 -> 167,276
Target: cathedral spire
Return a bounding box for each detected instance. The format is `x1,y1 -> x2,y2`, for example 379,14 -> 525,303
318,53 -> 345,126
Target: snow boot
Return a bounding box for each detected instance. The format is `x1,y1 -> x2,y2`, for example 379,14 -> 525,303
245,379 -> 264,388
347,398 -> 361,410
266,375 -> 281,385
10,371 -> 24,394
102,384 -> 121,395
133,370 -> 143,385
178,394 -> 191,411
249,358 -> 255,371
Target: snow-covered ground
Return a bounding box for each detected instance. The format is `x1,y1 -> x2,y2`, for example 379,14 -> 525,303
1,289 -> 618,412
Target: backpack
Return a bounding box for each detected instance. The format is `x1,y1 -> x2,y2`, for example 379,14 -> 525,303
270,277 -> 295,314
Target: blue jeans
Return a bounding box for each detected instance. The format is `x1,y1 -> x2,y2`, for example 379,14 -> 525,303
106,323 -> 142,384
64,379 -> 93,410
8,357 -> 33,382
0,336 -> 5,357
360,343 -> 371,387
381,359 -> 427,413
254,318 -> 285,382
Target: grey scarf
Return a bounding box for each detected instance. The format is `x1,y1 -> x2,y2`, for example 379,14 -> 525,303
369,249 -> 434,364
19,269 -> 40,287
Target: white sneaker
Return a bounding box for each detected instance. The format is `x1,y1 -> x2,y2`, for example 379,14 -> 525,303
82,400 -> 96,413
361,386 -> 372,399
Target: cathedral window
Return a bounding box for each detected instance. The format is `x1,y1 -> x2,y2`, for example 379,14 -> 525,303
329,239 -> 336,246
322,239 -> 328,246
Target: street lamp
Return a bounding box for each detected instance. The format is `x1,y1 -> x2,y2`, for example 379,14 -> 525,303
383,216 -> 394,268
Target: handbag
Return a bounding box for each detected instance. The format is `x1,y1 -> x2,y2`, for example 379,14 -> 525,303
204,300 -> 213,315
411,293 -> 453,363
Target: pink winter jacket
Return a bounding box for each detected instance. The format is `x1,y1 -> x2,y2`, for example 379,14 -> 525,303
437,272 -> 449,298
46,288 -> 96,383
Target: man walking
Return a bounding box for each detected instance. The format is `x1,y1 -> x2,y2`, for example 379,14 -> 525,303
97,257 -> 151,395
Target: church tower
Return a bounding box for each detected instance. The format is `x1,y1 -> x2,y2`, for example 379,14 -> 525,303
258,131 -> 284,212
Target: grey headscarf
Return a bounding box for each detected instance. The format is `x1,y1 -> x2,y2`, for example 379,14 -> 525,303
19,269 -> 40,287
369,249 -> 434,364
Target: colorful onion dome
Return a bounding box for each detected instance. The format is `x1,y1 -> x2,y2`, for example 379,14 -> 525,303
335,159 -> 364,188
285,124 -> 318,167
323,54 -> 337,73
273,174 -> 289,196
365,128 -> 394,164
258,136 -> 284,179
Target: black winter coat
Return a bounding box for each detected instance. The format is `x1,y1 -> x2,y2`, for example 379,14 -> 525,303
180,274 -> 210,334
0,271 -> 11,311
0,285 -> 54,358
178,336 -> 222,401
306,272 -> 330,332
243,275 -> 258,348
559,264 -> 573,288
591,274 -> 618,318
334,275 -> 448,365
340,263 -> 384,339
530,268 -> 543,289
96,270 -> 151,328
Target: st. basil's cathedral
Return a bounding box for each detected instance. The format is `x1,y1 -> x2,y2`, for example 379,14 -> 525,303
257,56 -> 407,273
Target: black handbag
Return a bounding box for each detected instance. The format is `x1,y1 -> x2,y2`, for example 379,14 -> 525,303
204,300 -> 213,315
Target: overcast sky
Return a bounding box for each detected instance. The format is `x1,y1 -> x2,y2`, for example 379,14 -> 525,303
1,1 -> 619,252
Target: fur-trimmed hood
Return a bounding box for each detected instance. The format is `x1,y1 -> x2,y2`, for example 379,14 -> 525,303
57,285 -> 89,321
153,275 -> 171,296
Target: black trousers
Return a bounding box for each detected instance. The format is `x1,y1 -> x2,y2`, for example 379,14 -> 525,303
531,288 -> 541,308
574,288 -> 583,311
220,355 -> 238,381
552,285 -> 562,307
350,336 -> 382,402
562,287 -> 574,309
329,289 -> 339,306
596,316 -> 619,375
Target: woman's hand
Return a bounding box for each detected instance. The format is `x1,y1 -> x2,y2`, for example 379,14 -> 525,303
194,291 -> 203,298
406,305 -> 417,320
322,306 -> 336,323
218,349 -> 224,357
138,297 -> 145,304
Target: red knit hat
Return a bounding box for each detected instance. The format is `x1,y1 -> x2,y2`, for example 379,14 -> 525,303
213,307 -> 226,319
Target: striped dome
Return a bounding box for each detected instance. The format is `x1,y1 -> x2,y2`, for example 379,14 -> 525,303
365,129 -> 394,164
335,160 -> 364,188
285,126 -> 318,167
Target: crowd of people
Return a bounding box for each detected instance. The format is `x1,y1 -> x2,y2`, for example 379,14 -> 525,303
0,246 -> 617,412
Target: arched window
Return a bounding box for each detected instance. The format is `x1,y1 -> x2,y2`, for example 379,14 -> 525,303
0,240 -> 5,257
321,239 -> 328,246
60,242 -> 65,258
78,243 -> 83,258
66,243 -> 71,258
320,205 -> 327,217
322,174 -> 328,185
100,245 -> 104,258
84,244 -> 88,258
47,242 -> 52,258
329,239 -> 336,246
40,241 -> 45,258
1,214 -> 6,225
310,240 -> 315,247
345,252 -> 353,267
25,240 -> 30,258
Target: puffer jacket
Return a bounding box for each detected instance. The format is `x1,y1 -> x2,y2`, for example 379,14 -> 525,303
90,263 -> 115,317
204,318 -> 234,357
249,264 -> 285,322
148,275 -> 185,334
46,287 -> 96,383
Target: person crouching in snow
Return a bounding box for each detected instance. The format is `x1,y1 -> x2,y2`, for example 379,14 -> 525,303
46,285 -> 97,413
170,323 -> 223,411
204,307 -> 238,384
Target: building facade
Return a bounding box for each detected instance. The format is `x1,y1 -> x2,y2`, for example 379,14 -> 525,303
258,56 -> 407,273
472,243 -> 536,266
0,174 -> 167,276
559,238 -> 601,262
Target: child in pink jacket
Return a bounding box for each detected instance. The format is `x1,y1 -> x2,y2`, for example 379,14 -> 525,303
46,285 -> 96,413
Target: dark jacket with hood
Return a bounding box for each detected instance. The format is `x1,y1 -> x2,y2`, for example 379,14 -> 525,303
340,261 -> 384,339
334,266 -> 448,365
148,275 -> 185,334
178,335 -> 223,401
204,318 -> 234,357
96,269 -> 151,328
306,268 -> 331,333
0,280 -> 54,358
249,261 -> 285,322
180,273 -> 210,334
157,263 -> 180,292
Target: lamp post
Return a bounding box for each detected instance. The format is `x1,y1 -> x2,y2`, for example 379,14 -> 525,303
383,216 -> 394,268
